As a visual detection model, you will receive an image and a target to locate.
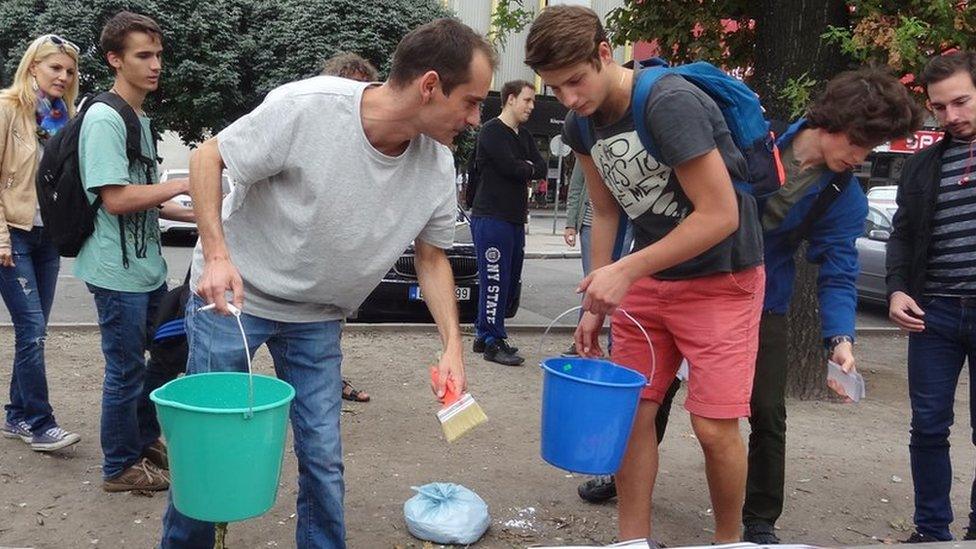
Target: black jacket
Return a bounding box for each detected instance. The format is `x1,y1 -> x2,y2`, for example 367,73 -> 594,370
471,118 -> 546,224
886,136 -> 953,299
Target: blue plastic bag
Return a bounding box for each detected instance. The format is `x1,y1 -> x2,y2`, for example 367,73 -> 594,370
403,482 -> 490,545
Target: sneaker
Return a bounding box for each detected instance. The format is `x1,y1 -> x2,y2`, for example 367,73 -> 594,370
29,426 -> 81,452
484,340 -> 524,366
499,339 -> 520,354
743,521 -> 780,544
965,527 -> 976,541
473,337 -> 519,354
561,343 -> 579,357
2,420 -> 32,443
903,531 -> 941,543
103,458 -> 170,493
578,475 -> 616,503
142,439 -> 169,470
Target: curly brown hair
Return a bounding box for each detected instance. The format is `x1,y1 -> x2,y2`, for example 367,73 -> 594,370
806,67 -> 924,147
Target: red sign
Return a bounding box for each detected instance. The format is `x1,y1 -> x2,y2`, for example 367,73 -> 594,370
889,130 -> 944,153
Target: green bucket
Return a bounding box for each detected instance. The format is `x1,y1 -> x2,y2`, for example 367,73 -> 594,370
151,371 -> 295,522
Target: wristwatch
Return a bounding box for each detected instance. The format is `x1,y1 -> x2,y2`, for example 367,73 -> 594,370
825,334 -> 853,352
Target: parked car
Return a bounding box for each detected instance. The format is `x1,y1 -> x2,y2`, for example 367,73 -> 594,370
158,168 -> 233,236
352,209 -> 521,323
855,201 -> 895,305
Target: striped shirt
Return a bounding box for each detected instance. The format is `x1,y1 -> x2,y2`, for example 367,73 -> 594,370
924,139 -> 976,295
582,201 -> 593,227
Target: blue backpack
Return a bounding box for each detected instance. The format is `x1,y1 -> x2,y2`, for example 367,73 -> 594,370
576,58 -> 784,196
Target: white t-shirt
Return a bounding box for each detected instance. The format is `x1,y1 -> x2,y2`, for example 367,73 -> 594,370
190,76 -> 457,322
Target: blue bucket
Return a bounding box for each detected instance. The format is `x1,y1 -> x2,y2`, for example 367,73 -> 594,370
540,357 -> 648,474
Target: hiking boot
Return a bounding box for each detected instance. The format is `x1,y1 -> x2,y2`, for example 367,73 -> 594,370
473,336 -> 518,354
903,531 -> 941,543
142,439 -> 169,470
561,343 -> 579,357
578,475 -> 616,503
743,521 -> 780,544
484,340 -> 524,366
29,426 -> 81,452
103,458 -> 170,493
2,420 -> 32,443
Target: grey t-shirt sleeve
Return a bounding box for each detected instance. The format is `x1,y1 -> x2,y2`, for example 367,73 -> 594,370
416,185 -> 456,249
217,94 -> 304,187
561,111 -> 590,156
644,81 -> 719,168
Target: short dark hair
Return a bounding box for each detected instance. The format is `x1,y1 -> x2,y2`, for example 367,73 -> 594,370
525,6 -> 606,73
320,52 -> 378,81
501,79 -> 534,104
388,18 -> 497,95
806,67 -> 924,147
920,51 -> 976,90
100,11 -> 162,61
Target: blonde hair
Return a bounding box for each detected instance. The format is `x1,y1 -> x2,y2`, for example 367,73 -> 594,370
0,34 -> 80,117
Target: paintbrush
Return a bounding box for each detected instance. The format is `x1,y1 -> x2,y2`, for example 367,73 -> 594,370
430,367 -> 487,442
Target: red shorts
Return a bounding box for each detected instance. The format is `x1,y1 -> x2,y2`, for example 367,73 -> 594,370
610,266 -> 765,419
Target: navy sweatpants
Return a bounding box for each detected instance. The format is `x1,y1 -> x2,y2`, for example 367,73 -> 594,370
471,216 -> 524,342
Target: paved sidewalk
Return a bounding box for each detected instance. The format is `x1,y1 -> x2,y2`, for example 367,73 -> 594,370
524,208 -> 582,258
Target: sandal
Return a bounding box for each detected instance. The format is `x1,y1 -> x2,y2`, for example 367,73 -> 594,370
341,379 -> 370,402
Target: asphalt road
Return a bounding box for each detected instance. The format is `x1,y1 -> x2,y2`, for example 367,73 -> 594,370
0,236 -> 892,330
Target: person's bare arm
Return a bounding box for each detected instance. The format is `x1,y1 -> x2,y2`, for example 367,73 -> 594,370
159,200 -> 196,223
100,178 -> 189,215
414,239 -> 465,397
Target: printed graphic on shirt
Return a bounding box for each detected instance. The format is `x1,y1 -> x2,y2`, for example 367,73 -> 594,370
484,246 -> 501,325
591,130 -> 689,222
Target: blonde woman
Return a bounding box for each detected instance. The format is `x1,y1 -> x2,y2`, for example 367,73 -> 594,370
0,34 -> 82,451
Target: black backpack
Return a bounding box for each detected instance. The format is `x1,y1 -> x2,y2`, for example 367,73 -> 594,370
36,92 -> 156,257
147,269 -> 192,382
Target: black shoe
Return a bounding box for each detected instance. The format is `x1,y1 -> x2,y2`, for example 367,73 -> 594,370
561,343 -> 579,357
743,521 -> 780,545
965,527 -> 976,541
473,337 -> 518,354
484,340 -> 524,366
577,475 -> 616,503
903,531 -> 940,543
499,339 -> 519,354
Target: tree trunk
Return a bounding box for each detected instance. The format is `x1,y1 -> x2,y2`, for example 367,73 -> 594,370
751,0 -> 850,399
786,246 -> 832,400
752,0 -> 850,120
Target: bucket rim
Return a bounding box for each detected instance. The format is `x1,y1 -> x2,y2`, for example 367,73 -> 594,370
540,358 -> 647,389
149,372 -> 296,414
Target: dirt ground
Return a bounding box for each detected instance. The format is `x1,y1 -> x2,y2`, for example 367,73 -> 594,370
0,328 -> 974,548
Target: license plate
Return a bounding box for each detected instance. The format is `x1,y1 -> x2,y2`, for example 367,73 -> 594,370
409,286 -> 471,301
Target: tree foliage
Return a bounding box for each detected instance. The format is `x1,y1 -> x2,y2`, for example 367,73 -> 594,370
0,0 -> 450,143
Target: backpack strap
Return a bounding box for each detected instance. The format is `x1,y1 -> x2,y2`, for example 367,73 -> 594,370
631,67 -> 672,161
789,170 -> 852,245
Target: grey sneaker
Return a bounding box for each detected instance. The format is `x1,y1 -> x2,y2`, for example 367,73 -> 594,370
2,420 -> 32,443
29,426 -> 81,452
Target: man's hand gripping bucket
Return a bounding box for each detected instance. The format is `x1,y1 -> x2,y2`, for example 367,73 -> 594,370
538,306 -> 654,475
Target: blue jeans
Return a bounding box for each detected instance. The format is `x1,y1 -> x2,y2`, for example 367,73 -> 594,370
908,296 -> 976,540
0,227 -> 60,434
161,294 -> 345,549
88,282 -> 167,479
472,216 -> 525,342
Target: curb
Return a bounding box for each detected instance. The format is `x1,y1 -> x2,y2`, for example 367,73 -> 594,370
0,323 -> 902,336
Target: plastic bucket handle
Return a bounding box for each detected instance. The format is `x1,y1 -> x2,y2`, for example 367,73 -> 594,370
538,305 -> 656,387
197,303 -> 255,419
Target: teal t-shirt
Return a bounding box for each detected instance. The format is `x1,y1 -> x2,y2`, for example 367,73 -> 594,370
74,102 -> 166,292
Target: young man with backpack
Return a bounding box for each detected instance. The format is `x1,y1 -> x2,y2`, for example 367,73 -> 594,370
72,11 -> 192,493
527,6 -> 766,543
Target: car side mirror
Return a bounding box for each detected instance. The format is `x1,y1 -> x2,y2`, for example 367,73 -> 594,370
868,229 -> 890,242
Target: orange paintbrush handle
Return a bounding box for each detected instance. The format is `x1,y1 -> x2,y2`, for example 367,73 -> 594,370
429,366 -> 460,407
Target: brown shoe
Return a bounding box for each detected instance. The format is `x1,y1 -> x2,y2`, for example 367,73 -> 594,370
142,439 -> 169,470
103,458 -> 170,492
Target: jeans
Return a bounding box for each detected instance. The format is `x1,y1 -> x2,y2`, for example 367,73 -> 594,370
161,294 -> 345,549
907,296 -> 976,540
743,312 -> 789,526
88,282 -> 167,479
472,216 -> 525,342
0,227 -> 60,434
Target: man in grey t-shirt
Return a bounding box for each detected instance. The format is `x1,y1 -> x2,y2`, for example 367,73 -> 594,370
160,19 -> 496,549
